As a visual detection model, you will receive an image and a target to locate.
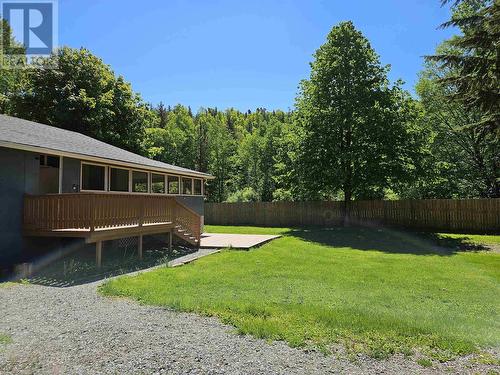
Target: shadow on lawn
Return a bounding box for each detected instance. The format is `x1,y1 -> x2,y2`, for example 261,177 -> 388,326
27,241 -> 197,288
286,227 -> 491,256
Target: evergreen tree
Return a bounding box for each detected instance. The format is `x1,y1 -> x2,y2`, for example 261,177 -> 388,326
414,32 -> 499,197
157,102 -> 168,128
427,0 -> 499,133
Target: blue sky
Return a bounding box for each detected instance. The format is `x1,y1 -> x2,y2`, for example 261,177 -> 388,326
59,0 -> 455,111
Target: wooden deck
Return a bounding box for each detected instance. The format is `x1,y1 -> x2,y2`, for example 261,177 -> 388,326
24,222 -> 177,243
23,193 -> 201,246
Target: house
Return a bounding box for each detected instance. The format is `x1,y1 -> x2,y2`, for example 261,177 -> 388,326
0,114 -> 213,268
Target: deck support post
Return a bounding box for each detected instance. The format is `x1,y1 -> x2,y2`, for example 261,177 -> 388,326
96,241 -> 102,268
138,235 -> 143,260
169,229 -> 173,250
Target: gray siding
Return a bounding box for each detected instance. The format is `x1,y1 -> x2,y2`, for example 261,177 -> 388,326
175,196 -> 204,217
0,147 -> 39,264
175,196 -> 205,231
61,157 -> 81,193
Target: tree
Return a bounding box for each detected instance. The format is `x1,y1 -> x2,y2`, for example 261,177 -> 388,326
226,187 -> 259,202
205,113 -> 235,202
294,22 -> 418,211
410,40 -> 499,198
427,0 -> 499,134
195,108 -> 212,172
272,115 -> 305,201
12,47 -> 150,153
228,109 -> 286,201
0,19 -> 27,114
144,104 -> 196,168
156,102 -> 169,128
259,118 -> 282,201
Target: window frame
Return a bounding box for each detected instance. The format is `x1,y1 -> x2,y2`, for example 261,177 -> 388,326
108,166 -> 130,192
80,162 -> 107,192
131,169 -> 150,193
193,178 -> 202,196
79,161 -> 202,196
167,175 -> 180,195
151,172 -> 166,194
182,177 -> 193,195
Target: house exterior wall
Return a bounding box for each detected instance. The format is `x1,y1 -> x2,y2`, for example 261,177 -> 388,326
175,196 -> 205,231
175,196 -> 204,216
61,157 -> 81,193
0,147 -> 39,265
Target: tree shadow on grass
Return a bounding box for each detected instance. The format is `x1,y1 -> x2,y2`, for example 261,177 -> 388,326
286,226 -> 492,256
27,239 -> 197,287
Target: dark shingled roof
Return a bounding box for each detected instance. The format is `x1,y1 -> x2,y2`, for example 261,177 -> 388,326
0,114 -> 212,178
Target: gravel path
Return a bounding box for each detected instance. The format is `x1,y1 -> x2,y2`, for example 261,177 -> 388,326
0,281 -> 497,374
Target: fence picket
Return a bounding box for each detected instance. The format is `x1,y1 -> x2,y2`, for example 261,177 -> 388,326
206,199 -> 500,233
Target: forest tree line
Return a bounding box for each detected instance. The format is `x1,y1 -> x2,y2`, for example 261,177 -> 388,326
0,0 -> 498,202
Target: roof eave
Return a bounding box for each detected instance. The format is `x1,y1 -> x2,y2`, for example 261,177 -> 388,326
0,140 -> 215,179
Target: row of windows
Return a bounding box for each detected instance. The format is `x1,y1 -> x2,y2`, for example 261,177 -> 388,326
81,163 -> 203,195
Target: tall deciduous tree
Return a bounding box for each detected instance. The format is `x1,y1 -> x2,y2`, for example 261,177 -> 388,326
12,47 -> 151,153
294,22 -> 418,208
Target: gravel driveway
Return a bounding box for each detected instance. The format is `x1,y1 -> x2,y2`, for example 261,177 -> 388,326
0,281 -> 497,374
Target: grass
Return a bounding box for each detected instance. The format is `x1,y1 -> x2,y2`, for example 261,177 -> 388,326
437,233 -> 500,247
0,282 -> 17,288
0,334 -> 12,345
417,358 -> 433,368
0,280 -> 30,288
100,225 -> 500,359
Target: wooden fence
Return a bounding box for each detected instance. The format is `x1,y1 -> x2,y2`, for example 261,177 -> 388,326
205,199 -> 500,233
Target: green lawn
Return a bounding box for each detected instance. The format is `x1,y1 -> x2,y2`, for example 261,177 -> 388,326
0,333 -> 12,345
437,233 -> 500,247
100,226 -> 500,360
0,282 -> 15,288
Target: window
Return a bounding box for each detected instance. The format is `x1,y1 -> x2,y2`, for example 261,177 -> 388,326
193,179 -> 202,195
40,154 -> 60,168
82,164 -> 105,191
168,175 -> 179,194
182,178 -> 192,195
109,167 -> 129,192
151,173 -> 165,193
132,171 -> 149,193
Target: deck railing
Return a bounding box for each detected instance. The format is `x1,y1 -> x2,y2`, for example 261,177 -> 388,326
23,193 -> 201,241
174,201 -> 202,240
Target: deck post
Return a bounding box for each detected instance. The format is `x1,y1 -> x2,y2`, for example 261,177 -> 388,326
96,241 -> 102,267
169,229 -> 173,250
138,234 -> 143,260
58,156 -> 63,194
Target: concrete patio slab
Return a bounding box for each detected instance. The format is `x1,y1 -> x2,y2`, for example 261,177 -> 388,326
199,233 -> 281,249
